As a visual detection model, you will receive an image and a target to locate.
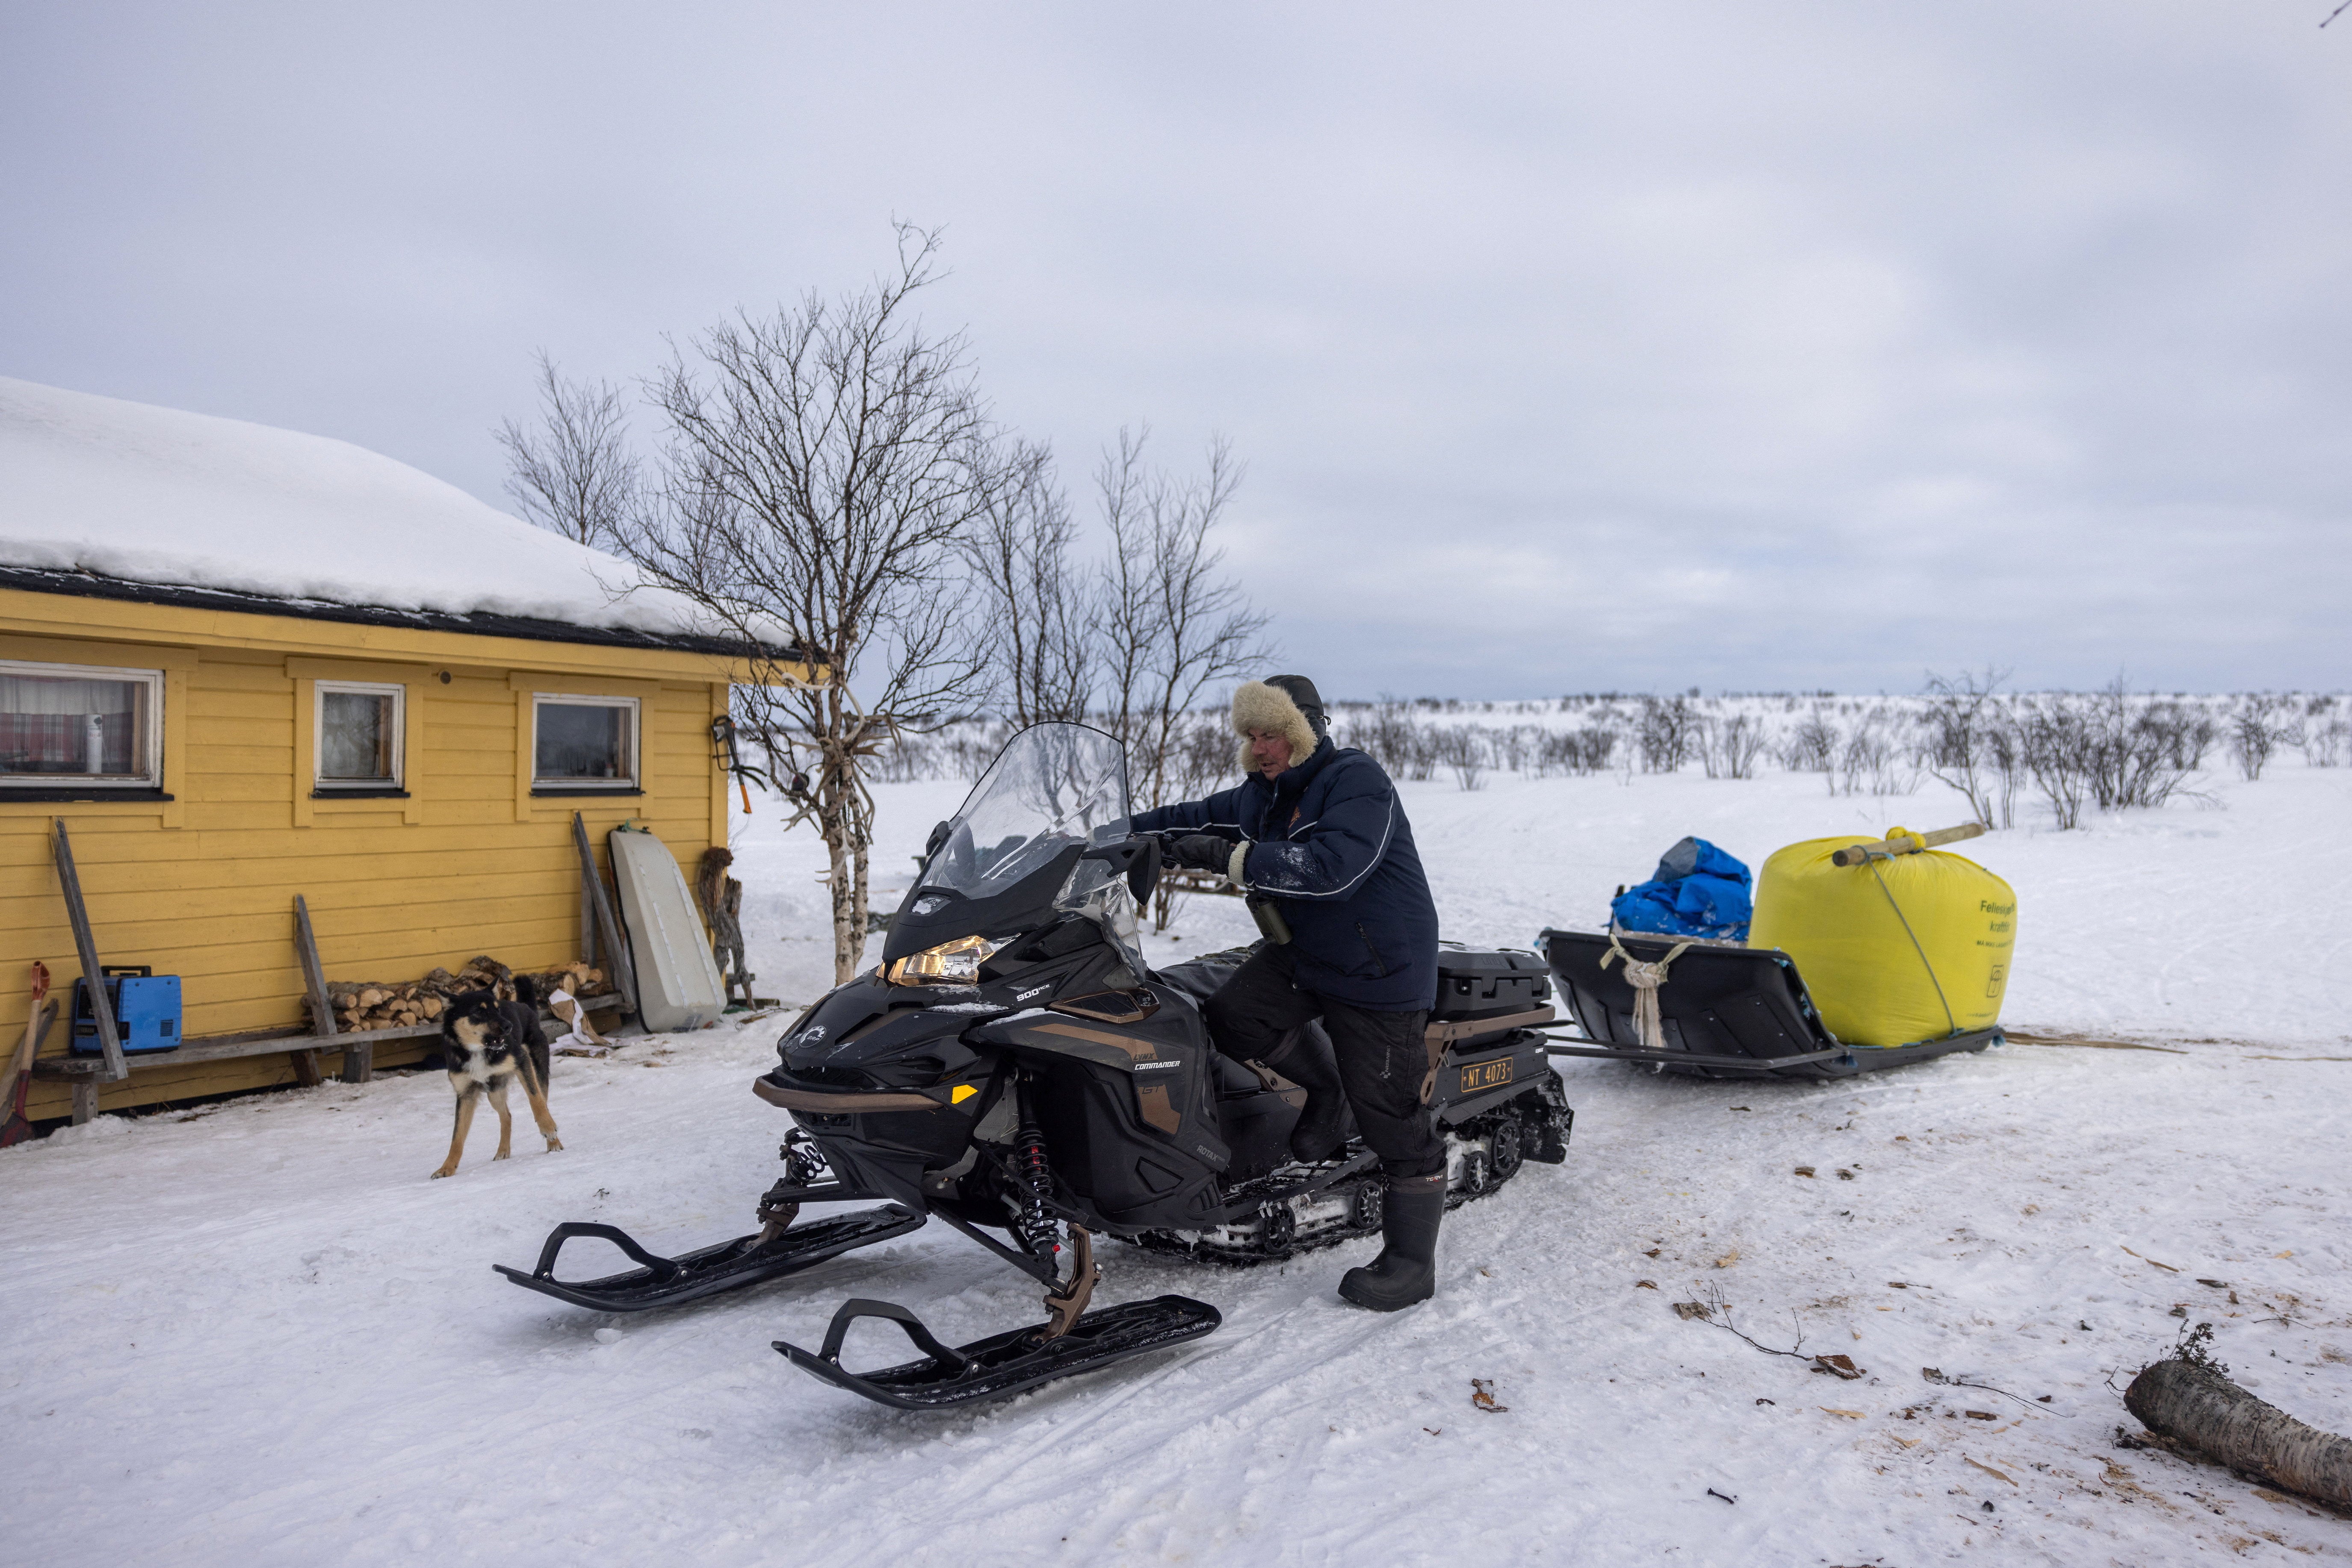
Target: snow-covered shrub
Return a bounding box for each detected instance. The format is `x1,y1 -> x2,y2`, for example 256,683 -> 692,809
1833,709 -> 1917,797
2228,696 -> 2299,782
1489,724 -> 1536,774
2167,710 -> 2219,771
1347,702 -> 1438,782
1981,714 -> 2024,829
1921,668 -> 2007,827
1529,727 -> 1616,776
2302,714 -> 2348,768
1435,727 -> 1487,791
2017,698 -> 2092,829
1700,712 -> 1767,780
2006,686 -> 2206,826
2087,688 -> 2204,809
1636,696 -> 1699,773
1781,711 -> 1839,773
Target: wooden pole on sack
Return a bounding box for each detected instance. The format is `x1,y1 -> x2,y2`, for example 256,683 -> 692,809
51,820 -> 127,1083
1830,822 -> 1987,868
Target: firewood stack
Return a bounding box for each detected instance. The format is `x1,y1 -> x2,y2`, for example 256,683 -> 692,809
327,954 -> 613,1033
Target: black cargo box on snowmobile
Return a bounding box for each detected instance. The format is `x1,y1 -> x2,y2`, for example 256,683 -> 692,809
1432,948 -> 1552,1048
1536,927 -> 2000,1080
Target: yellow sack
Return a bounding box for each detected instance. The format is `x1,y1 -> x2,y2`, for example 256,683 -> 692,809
1747,827 -> 2017,1048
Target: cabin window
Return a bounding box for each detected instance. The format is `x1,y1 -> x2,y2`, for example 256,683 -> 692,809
533,695 -> 638,790
0,661 -> 163,788
315,681 -> 405,790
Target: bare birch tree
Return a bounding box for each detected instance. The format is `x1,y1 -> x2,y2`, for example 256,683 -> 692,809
611,227 -> 1001,983
1922,666 -> 2011,827
1099,428 -> 1270,813
1095,429 -> 1158,761
1090,428 -> 1273,927
496,352 -> 642,547
961,440 -> 1098,725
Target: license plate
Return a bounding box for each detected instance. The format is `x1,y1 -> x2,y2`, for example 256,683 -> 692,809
1459,1057 -> 1513,1093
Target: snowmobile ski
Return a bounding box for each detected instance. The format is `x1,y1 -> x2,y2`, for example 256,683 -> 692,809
495,1205 -> 923,1312
774,1293 -> 1223,1410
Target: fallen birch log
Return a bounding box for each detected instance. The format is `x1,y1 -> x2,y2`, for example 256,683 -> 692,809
2125,1352 -> 2352,1509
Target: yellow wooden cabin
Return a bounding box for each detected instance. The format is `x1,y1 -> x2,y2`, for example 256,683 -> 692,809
0,378 -> 792,1127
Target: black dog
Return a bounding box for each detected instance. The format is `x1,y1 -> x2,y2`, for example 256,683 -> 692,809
431,978 -> 562,1179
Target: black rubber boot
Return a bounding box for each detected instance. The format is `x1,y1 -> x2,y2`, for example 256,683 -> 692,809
1337,1171 -> 1445,1311
1264,1031 -> 1350,1163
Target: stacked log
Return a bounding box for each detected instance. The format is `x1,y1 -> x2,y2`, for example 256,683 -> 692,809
327,956 -> 612,1033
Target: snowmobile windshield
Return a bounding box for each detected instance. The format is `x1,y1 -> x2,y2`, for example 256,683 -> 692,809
919,724 -> 1131,899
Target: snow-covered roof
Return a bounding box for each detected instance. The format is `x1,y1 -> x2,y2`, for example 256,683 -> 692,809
0,376 -> 747,651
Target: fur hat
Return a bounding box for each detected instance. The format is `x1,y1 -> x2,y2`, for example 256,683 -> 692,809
1231,675 -> 1324,774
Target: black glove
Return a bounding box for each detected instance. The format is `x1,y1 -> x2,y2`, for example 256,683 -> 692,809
1168,834 -> 1236,874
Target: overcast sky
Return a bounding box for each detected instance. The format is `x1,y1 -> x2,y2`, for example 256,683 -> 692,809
5,2 -> 2349,697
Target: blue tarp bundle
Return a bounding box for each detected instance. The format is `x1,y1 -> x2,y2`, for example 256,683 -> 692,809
1609,836 -> 1752,940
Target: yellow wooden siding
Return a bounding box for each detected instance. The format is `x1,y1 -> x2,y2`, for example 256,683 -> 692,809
0,585 -> 770,1122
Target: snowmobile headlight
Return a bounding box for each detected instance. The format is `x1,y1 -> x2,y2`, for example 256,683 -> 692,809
886,933 -> 1007,986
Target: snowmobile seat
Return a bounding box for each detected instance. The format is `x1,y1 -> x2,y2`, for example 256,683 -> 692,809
1536,928 -> 2000,1079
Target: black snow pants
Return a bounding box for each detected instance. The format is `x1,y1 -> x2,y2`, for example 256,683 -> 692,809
1203,942 -> 1445,1179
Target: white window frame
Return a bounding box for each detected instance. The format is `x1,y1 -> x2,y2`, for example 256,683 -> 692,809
313,680 -> 407,791
0,658 -> 165,789
532,694 -> 641,791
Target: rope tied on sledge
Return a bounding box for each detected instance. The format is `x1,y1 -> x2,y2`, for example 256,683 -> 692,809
1601,933 -> 1693,1051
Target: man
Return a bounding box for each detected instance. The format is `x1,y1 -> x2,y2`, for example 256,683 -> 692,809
1131,674 -> 1446,1311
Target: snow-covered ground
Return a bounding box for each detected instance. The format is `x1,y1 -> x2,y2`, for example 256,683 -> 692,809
6,758 -> 2350,1565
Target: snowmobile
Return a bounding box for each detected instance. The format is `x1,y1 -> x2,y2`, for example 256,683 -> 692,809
499,723 -> 1574,1410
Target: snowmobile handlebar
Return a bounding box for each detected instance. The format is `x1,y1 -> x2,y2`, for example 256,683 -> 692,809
1081,834 -> 1163,904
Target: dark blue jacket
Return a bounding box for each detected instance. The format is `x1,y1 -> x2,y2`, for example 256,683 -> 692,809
1132,741 -> 1439,1011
